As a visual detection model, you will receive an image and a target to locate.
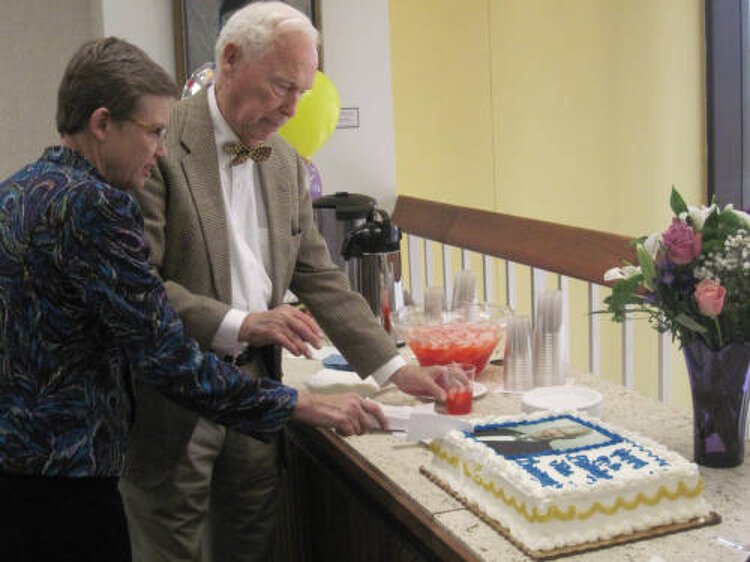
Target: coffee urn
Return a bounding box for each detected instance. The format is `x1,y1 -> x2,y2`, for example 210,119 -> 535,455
341,209 -> 403,333
312,192 -> 376,272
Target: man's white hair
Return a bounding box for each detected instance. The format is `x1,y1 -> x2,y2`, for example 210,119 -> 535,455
215,1 -> 319,72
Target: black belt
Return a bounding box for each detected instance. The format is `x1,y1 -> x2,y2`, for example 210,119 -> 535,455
223,347 -> 255,367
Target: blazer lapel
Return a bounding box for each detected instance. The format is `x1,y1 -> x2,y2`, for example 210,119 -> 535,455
179,93 -> 232,303
257,136 -> 292,307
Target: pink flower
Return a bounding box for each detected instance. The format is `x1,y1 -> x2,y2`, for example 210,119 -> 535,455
694,279 -> 726,317
661,218 -> 702,264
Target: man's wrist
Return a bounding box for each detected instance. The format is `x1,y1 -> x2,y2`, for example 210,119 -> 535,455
212,308 -> 248,356
368,355 -> 407,387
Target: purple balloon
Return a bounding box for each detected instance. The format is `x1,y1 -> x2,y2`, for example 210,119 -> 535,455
306,159 -> 322,201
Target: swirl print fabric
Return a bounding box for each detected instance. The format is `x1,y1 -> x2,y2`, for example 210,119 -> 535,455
0,147 -> 296,477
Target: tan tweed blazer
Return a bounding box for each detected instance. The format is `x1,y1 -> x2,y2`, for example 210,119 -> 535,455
126,90 -> 397,476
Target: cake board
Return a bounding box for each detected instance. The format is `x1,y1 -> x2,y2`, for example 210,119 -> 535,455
420,466 -> 721,560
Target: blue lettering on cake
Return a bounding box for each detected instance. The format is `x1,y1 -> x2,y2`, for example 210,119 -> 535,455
514,457 -> 562,488
550,459 -> 573,477
569,454 -> 613,482
612,448 -> 648,469
594,455 -> 622,472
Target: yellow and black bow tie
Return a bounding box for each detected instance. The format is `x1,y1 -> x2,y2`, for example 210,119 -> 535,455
222,142 -> 272,166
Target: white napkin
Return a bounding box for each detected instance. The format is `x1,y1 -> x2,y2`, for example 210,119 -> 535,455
405,412 -> 472,442
375,403 -> 414,432
304,368 -> 379,396
284,344 -> 340,361
371,401 -> 440,433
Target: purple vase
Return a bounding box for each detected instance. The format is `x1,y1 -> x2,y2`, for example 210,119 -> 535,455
683,340 -> 750,468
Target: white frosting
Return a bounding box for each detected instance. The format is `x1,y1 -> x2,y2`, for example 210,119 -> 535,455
428,410 -> 711,552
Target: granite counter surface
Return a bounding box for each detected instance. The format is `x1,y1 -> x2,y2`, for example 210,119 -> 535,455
283,357 -> 749,562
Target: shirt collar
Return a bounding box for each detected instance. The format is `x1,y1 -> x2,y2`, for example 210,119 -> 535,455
208,85 -> 240,148
41,146 -> 107,183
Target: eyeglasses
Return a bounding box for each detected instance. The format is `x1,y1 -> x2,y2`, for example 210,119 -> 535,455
125,117 -> 168,144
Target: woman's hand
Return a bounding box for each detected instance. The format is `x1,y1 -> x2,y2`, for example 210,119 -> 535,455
291,392 -> 388,436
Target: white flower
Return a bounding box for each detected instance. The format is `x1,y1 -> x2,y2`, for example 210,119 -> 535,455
604,265 -> 641,282
731,207 -> 750,228
642,233 -> 661,259
687,204 -> 717,230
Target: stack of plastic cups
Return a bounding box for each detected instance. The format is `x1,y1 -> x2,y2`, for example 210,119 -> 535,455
533,290 -> 564,387
504,315 -> 534,392
451,270 -> 477,311
423,286 -> 445,321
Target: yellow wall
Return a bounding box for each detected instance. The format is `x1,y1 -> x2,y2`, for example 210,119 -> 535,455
389,0 -> 705,409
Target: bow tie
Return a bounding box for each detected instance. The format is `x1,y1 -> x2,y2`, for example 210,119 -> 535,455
222,142 -> 272,165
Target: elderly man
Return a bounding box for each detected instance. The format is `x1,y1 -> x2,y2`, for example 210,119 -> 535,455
0,36 -> 386,562
119,2 -> 452,561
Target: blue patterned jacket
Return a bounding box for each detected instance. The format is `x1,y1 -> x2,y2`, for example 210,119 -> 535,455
0,147 -> 297,477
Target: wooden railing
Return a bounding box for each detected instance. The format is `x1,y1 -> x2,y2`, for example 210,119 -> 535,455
392,196 -> 675,402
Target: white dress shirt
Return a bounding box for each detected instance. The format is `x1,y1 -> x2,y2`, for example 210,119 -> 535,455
208,86 -> 272,358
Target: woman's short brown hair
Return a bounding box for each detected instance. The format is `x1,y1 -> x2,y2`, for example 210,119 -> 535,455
56,37 -> 177,135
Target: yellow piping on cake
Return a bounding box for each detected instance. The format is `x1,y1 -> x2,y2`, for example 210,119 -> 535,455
429,442 -> 704,523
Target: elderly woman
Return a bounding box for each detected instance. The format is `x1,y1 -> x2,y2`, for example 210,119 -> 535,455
0,37 -> 385,562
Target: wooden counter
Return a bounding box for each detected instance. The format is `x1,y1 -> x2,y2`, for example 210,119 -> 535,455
277,358 -> 749,561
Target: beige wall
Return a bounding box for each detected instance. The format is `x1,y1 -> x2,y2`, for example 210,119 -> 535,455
390,0 -> 705,408
1,0 -> 706,408
0,0 -> 102,178
390,0 -> 704,227
101,0 -> 175,80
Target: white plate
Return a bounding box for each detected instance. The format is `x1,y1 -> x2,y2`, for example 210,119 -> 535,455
472,381 -> 487,398
521,385 -> 603,417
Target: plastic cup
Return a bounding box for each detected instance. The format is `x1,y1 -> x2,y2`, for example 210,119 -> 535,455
423,286 -> 445,320
442,362 -> 476,415
504,315 -> 534,392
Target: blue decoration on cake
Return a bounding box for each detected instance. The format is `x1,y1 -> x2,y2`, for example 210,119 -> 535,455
514,457 -> 562,489
612,448 -> 649,469
465,413 -> 672,489
594,455 -> 622,472
569,454 -> 614,481
470,413 -> 624,459
550,459 -> 573,477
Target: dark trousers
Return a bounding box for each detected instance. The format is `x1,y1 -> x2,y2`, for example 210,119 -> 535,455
0,472 -> 131,562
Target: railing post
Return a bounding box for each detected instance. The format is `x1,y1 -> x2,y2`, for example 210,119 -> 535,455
442,244 -> 452,300
531,268 -> 546,321
622,315 -> 634,388
506,262 -> 517,311
424,239 -> 434,290
407,234 -> 424,306
559,276 -> 570,365
658,331 -> 671,402
588,283 -> 601,376
482,254 -> 493,303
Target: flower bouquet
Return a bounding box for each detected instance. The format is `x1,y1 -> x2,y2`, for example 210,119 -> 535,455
602,187 -> 750,467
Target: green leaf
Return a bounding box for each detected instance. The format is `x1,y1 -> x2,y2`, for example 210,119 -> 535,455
674,313 -> 708,334
670,186 -> 688,216
702,207 -> 721,235
636,245 -> 656,291
603,275 -> 645,322
718,206 -> 742,230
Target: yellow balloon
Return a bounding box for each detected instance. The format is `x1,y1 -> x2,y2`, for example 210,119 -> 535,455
279,70 -> 340,158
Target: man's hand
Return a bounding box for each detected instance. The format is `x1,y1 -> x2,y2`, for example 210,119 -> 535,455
291,392 -> 388,436
389,364 -> 471,403
239,304 -> 324,358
